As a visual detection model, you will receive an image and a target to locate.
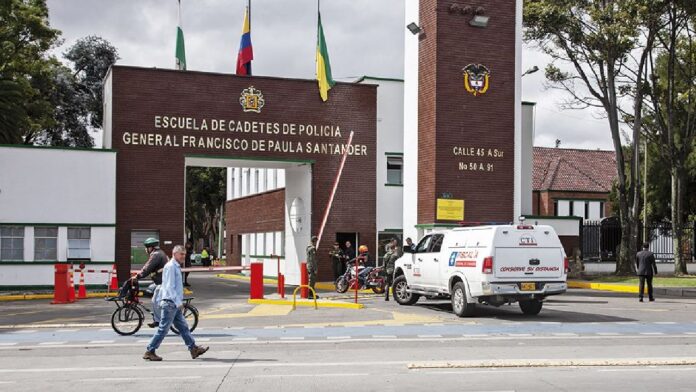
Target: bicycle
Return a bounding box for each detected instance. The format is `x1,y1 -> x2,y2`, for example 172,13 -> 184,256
106,283 -> 199,336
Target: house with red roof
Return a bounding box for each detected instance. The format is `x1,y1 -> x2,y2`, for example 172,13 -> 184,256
532,147 -> 617,220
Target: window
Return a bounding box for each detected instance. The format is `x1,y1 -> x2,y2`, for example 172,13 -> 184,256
130,230 -> 158,264
415,235 -> 432,253
68,227 -> 91,259
386,156 -> 403,185
0,226 -> 24,261
429,234 -> 445,253
34,227 -> 58,261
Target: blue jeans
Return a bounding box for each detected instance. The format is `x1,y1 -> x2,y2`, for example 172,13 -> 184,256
151,285 -> 161,323
147,300 -> 195,352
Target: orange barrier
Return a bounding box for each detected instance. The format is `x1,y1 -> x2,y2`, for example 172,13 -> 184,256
300,262 -> 308,299
249,262 -> 264,299
51,264 -> 73,304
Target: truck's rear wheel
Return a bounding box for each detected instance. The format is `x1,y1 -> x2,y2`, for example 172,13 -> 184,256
451,282 -> 475,317
519,299 -> 543,315
393,275 -> 419,305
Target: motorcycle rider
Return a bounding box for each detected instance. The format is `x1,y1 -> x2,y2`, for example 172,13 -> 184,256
355,245 -> 373,286
132,237 -> 169,328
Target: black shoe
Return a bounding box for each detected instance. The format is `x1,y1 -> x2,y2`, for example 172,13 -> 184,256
385,296 -> 390,301
148,321 -> 159,328
649,298 -> 655,302
639,298 -> 644,302
184,282 -> 191,287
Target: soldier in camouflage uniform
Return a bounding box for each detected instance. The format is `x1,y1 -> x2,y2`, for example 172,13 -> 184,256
329,241 -> 346,282
384,240 -> 399,301
306,236 -> 318,299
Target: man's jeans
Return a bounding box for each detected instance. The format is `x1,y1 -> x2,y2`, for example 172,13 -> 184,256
146,300 -> 195,352
151,285 -> 161,323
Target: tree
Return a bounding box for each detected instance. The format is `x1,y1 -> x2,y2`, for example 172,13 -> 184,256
524,0 -> 652,274
64,35 -> 119,129
642,1 -> 696,274
0,0 -> 60,144
33,36 -> 119,147
186,167 -> 227,255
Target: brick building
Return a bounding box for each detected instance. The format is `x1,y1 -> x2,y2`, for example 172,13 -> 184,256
532,147 -> 617,220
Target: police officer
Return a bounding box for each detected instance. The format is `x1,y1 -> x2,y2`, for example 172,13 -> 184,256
133,237 -> 169,328
329,241 -> 346,282
306,236 -> 319,299
384,241 -> 399,301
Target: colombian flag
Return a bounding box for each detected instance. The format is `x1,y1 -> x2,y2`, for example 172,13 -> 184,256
316,12 -> 335,101
236,7 -> 253,75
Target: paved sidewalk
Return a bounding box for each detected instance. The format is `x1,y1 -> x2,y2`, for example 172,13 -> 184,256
569,280 -> 696,298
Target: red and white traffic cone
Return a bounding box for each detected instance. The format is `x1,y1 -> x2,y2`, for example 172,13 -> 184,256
77,269 -> 87,299
109,264 -> 118,291
67,264 -> 76,303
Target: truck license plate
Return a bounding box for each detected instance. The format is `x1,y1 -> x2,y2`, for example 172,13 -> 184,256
520,282 -> 535,291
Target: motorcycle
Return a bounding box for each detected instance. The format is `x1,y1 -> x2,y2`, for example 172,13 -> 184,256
335,259 -> 386,294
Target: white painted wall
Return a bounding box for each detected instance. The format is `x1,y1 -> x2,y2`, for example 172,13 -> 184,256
520,102 -> 535,215
513,0 -> 524,222
403,0 -> 419,242
283,165 -> 312,285
0,263 -> 114,287
358,78 -> 404,235
227,167 -> 285,201
0,147 -> 116,225
524,217 -> 581,237
102,69 -> 113,149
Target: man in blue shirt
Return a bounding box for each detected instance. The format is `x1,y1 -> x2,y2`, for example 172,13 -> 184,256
143,245 -> 209,361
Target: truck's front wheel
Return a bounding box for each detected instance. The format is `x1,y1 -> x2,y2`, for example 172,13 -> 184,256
519,299 -> 543,315
451,282 -> 475,317
393,275 -> 419,305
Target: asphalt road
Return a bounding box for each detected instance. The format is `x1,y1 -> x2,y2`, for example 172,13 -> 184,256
2,274 -> 696,391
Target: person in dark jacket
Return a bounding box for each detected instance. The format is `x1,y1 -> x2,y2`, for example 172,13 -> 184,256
184,241 -> 193,287
636,242 -> 658,302
133,238 -> 169,327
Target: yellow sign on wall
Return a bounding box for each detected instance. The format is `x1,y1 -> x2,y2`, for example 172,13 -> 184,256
437,199 -> 464,221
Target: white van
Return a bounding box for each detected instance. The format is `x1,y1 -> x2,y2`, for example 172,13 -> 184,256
393,223 -> 568,317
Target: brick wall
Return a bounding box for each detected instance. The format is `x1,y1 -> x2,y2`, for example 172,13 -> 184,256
111,66 -> 377,282
418,0 -> 516,224
225,189 -> 285,266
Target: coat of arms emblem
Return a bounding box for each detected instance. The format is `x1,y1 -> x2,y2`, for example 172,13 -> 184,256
462,64 -> 490,96
239,86 -> 265,113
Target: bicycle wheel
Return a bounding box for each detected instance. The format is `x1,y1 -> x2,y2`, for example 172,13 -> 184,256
171,304 -> 199,335
111,304 -> 144,336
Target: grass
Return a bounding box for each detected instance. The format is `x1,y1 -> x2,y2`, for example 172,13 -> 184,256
583,275 -> 696,287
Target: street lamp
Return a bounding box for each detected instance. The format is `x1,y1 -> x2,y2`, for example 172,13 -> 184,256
406,22 -> 424,36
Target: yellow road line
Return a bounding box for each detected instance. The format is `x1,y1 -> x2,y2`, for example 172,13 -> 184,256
247,298 -> 364,309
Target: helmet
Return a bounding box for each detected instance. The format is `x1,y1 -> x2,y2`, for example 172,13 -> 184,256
143,237 -> 159,247
358,245 -> 368,254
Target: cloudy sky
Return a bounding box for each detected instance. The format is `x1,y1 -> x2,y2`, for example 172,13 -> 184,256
47,0 -> 613,150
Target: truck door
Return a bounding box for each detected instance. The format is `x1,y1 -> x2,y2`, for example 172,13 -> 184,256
411,235 -> 433,287
423,234 -> 445,288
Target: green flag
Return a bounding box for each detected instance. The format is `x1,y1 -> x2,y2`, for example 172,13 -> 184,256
316,12 -> 335,101
176,0 -> 186,70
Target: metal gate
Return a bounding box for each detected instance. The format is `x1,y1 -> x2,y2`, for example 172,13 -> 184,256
581,219 -> 695,262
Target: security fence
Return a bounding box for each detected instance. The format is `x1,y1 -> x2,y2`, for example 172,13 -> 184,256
581,219 -> 696,262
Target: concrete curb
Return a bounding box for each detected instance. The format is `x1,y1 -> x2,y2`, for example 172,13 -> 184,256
568,280 -> 696,298
407,357 -> 696,369
247,298 -> 364,309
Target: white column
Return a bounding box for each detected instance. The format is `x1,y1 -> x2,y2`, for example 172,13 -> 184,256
402,0 -> 419,240
513,0 -> 523,221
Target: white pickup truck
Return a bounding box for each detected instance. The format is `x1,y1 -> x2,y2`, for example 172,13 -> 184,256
393,223 -> 568,317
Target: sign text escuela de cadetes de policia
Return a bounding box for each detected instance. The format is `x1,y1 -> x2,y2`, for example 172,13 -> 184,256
105,66 -> 377,281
